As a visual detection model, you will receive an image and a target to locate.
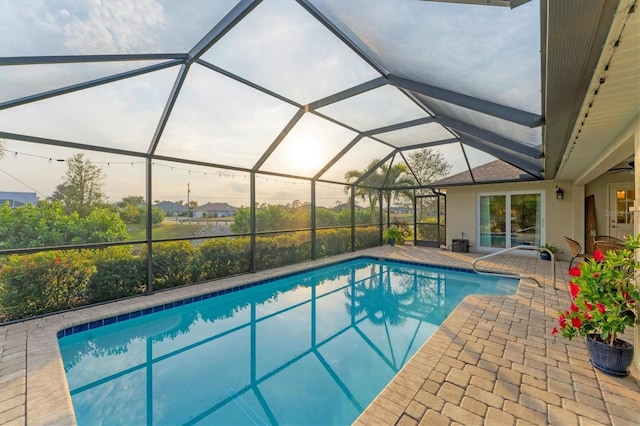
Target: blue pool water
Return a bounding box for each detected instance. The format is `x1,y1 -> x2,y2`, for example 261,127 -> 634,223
58,257 -> 517,425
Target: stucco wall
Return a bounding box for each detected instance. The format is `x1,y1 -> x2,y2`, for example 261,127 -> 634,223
584,171 -> 634,237
445,180 -> 575,260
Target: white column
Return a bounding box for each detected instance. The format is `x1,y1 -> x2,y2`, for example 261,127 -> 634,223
634,123 -> 640,369
571,184 -> 586,249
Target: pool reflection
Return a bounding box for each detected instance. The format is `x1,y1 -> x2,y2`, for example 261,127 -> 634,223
59,259 -> 515,425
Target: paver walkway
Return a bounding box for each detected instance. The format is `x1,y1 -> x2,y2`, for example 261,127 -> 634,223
1,245 -> 638,425
356,246 -> 640,426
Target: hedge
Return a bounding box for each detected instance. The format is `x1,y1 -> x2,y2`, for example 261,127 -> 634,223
0,227 -> 380,321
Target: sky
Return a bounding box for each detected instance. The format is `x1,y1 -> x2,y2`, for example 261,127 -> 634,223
0,0 -> 541,207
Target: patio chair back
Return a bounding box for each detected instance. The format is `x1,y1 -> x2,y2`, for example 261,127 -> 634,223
593,240 -> 625,253
593,235 -> 623,243
563,236 -> 585,269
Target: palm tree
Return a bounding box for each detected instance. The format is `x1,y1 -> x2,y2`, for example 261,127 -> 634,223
345,160 -> 417,223
380,163 -> 415,216
344,159 -> 385,223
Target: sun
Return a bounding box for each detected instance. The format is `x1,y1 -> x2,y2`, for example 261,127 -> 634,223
289,140 -> 324,174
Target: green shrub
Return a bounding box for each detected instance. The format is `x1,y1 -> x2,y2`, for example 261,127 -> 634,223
87,256 -> 146,303
316,228 -> 351,257
0,221 -> 388,322
355,226 -> 380,249
143,241 -> 196,290
0,250 -> 96,320
197,237 -> 251,280
394,220 -> 413,242
119,204 -> 142,224
256,232 -> 311,270
0,201 -> 129,249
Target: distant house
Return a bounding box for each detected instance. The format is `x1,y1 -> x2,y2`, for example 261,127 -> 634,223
191,202 -> 237,219
154,201 -> 189,217
0,191 -> 38,208
390,206 -> 412,214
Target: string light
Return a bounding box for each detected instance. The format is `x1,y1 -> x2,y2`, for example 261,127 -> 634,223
6,153 -> 346,189
561,2 -> 635,164
7,149 -> 145,166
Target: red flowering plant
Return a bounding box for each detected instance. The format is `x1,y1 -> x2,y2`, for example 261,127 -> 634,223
552,234 -> 640,346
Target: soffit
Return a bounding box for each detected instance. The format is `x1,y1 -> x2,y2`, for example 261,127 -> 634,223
547,0 -> 639,182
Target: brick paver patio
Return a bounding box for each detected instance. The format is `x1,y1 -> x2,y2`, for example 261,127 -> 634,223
1,245 -> 638,425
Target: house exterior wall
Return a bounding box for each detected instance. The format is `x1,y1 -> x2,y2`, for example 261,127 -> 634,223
192,209 -> 236,219
584,170 -> 634,238
444,180 -> 574,260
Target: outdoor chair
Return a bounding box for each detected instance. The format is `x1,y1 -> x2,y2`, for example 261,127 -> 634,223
563,236 -> 586,269
593,235 -> 623,243
593,240 -> 625,254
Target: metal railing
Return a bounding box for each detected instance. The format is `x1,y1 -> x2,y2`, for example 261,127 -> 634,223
472,245 -> 556,287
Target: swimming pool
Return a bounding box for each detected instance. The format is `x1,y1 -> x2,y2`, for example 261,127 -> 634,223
58,257 -> 518,425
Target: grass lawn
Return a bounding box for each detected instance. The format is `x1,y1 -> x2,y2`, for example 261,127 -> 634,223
127,221 -> 204,240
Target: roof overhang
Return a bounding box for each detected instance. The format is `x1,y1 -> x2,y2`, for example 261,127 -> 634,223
544,0 -> 639,181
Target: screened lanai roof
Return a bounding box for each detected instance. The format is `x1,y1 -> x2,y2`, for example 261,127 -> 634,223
0,0 -> 550,194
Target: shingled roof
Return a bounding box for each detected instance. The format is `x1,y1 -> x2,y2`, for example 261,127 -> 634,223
192,202 -> 238,211
432,160 -> 536,187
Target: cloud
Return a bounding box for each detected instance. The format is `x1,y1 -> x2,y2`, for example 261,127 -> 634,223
38,0 -> 165,54
313,0 -> 541,113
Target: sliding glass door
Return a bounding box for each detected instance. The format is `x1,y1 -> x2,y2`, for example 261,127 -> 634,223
478,192 -> 542,250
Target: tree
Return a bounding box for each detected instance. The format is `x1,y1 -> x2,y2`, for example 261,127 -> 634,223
230,204 -> 291,233
51,153 -> 106,217
344,159 -> 385,223
117,196 -> 144,208
230,206 -> 250,233
119,204 -> 142,224
148,206 -> 165,225
405,148 -> 452,218
344,152 -> 451,223
407,148 -> 452,193
380,163 -> 415,215
0,200 -> 129,249
119,205 -> 164,225
316,207 -> 338,227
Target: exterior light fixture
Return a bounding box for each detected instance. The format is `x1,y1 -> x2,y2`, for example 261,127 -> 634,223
556,186 -> 564,200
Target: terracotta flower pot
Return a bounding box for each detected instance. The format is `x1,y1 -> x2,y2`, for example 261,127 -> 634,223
586,334 -> 634,376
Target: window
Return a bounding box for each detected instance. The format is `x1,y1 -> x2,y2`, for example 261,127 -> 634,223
615,189 -> 634,225
478,191 -> 543,250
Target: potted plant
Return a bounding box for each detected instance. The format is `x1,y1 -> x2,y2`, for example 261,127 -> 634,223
552,234 -> 639,376
539,243 -> 561,261
383,227 -> 404,246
